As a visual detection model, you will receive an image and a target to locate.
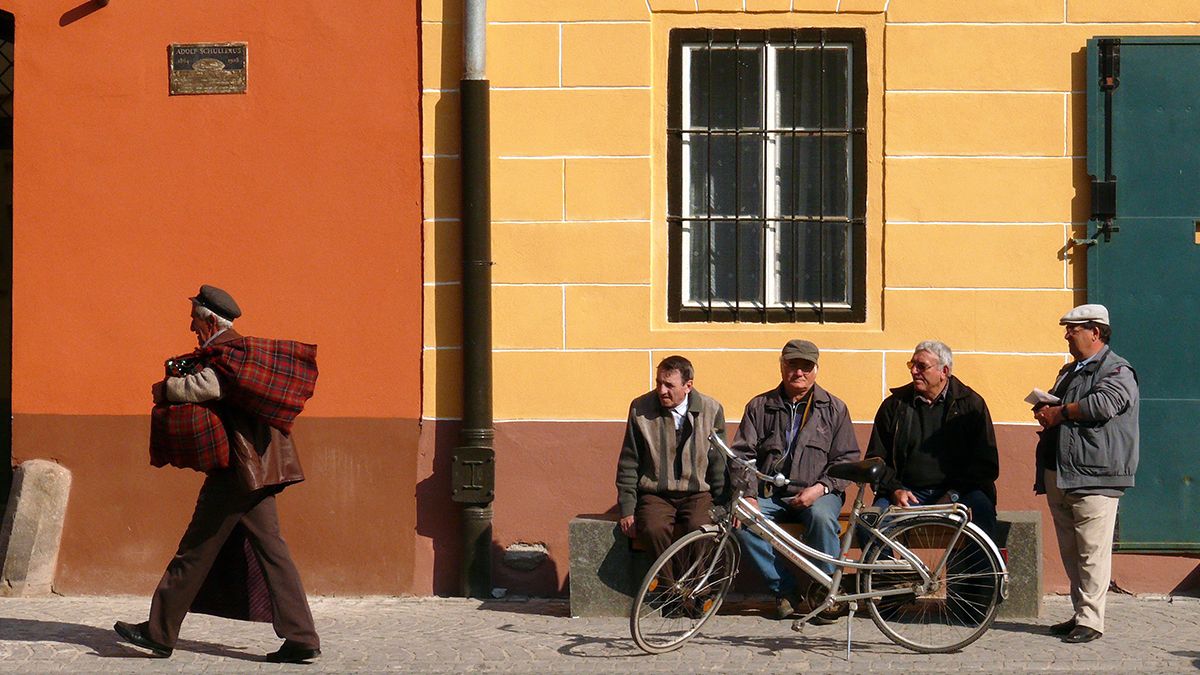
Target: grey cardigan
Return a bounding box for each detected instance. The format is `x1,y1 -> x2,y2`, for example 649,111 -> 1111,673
1035,345 -> 1140,493
615,389 -> 727,517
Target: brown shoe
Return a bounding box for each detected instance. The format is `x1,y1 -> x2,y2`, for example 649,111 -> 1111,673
1048,618 -> 1076,636
772,596 -> 795,620
266,641 -> 322,663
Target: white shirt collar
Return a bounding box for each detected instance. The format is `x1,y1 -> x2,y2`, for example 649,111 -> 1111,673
201,328 -> 229,349
670,395 -> 690,429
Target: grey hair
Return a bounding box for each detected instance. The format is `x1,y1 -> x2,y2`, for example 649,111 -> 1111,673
192,302 -> 234,329
914,340 -> 953,372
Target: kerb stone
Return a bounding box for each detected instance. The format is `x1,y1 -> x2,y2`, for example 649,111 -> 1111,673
0,459 -> 73,597
568,515 -> 648,617
996,510 -> 1042,618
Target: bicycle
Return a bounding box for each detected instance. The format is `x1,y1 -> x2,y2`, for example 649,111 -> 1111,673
629,432 -> 1009,657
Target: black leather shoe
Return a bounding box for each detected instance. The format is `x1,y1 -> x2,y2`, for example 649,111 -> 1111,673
1048,618 -> 1076,636
1063,625 -> 1102,643
113,621 -> 172,658
266,641 -> 322,663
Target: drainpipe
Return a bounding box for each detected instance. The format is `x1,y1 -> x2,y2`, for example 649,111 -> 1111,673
451,0 -> 495,599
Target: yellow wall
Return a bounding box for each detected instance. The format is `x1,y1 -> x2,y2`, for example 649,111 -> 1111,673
421,0 -> 1200,426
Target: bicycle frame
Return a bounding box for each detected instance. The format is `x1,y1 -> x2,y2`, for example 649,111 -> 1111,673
709,434 -> 1003,613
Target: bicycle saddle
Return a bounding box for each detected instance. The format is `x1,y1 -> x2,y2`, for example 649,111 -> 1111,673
828,457 -> 885,485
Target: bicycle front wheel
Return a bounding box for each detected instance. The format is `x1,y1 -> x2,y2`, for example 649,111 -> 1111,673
861,517 -> 1003,653
629,529 -> 738,654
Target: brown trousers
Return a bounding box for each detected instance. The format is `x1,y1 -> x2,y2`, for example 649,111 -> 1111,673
634,491 -> 714,562
147,471 -> 319,649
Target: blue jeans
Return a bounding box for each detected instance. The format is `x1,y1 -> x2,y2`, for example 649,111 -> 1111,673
735,492 -> 844,597
873,487 -> 997,542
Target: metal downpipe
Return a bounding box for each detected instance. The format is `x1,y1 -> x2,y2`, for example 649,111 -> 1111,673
452,0 -> 495,599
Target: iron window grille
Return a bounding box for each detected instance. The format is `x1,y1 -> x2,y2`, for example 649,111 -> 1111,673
668,28 -> 867,323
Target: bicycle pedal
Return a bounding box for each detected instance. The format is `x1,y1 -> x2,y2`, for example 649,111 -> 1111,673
790,619 -> 804,633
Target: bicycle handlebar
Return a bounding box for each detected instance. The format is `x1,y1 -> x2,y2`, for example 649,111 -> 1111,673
708,432 -> 791,488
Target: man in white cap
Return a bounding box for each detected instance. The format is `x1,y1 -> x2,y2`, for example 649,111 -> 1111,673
1033,303 -> 1139,644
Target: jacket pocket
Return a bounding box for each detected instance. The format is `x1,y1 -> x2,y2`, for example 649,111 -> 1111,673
1071,426 -> 1118,476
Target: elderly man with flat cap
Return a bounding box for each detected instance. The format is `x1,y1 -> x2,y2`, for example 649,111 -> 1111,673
1033,303 -> 1139,644
115,285 -> 322,664
731,339 -> 860,621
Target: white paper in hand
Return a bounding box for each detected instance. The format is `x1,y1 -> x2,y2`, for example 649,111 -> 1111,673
1024,388 -> 1061,406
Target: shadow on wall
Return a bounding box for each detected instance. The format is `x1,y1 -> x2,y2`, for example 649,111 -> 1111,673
1065,46 -> 1090,295
412,4 -> 469,599
1169,562 -> 1200,597
414,421 -> 463,595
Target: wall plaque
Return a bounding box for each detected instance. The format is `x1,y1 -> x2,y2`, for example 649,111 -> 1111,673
168,42 -> 247,95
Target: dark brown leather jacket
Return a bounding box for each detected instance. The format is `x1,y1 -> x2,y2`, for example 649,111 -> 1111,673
212,330 -> 305,492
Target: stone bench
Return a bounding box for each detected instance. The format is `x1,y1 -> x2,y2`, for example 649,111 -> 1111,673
567,509 -> 1041,619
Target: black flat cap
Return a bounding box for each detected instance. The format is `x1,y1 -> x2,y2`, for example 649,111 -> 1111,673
191,284 -> 242,320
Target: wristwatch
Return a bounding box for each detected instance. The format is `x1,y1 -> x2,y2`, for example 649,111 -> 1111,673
1061,404 -> 1071,421
821,483 -> 830,496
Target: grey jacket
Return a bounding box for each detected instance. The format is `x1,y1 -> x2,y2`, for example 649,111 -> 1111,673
1035,345 -> 1139,493
731,383 -> 860,498
615,389 -> 727,517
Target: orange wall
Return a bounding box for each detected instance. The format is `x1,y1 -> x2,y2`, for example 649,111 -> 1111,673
0,0 -> 424,594
3,0 -> 421,419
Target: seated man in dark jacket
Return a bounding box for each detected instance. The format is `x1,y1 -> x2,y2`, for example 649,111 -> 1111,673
866,340 -> 999,540
732,339 -> 861,621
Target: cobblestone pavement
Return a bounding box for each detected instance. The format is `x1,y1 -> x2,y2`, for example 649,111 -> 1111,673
0,594 -> 1197,672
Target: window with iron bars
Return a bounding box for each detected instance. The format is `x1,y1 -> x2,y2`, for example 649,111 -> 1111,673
667,28 -> 867,323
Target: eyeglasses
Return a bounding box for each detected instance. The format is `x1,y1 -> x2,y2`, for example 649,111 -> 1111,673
1064,324 -> 1093,335
907,360 -> 938,372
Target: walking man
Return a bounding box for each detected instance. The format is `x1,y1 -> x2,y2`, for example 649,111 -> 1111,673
1034,304 -> 1139,644
115,285 -> 322,663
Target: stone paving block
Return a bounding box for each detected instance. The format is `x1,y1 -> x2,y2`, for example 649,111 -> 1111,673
0,595 -> 1197,671
0,460 -> 73,597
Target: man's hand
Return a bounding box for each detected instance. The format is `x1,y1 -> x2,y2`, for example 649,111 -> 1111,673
1035,404 -> 1065,429
619,515 -> 636,538
788,484 -> 826,509
892,489 -> 917,508
151,381 -> 167,405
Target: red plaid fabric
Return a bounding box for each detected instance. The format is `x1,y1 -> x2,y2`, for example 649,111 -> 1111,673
149,402 -> 230,472
203,337 -> 318,434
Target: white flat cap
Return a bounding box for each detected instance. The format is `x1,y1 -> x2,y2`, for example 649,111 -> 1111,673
1060,303 -> 1109,326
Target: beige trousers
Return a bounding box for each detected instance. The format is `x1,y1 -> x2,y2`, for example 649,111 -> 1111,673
1043,469 -> 1120,633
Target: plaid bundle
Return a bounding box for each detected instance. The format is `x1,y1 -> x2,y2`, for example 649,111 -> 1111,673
148,337 -> 318,472
202,337 -> 319,434
149,402 -> 230,472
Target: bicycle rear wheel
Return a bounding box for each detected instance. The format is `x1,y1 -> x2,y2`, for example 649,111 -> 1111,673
860,517 -> 1003,653
630,529 -> 738,654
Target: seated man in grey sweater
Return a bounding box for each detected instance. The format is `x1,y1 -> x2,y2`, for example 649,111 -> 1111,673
615,355 -> 727,562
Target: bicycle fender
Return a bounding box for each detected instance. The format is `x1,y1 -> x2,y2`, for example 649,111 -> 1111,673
874,516 -> 1010,597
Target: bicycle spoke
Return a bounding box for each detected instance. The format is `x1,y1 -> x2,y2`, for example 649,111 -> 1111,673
862,518 -> 1004,653
630,530 -> 739,654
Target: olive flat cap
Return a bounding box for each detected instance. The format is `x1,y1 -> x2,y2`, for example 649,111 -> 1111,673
781,338 -> 819,363
191,284 -> 242,320
1059,303 -> 1109,326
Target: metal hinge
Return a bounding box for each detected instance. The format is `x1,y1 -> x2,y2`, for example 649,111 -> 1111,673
1099,38 -> 1121,91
